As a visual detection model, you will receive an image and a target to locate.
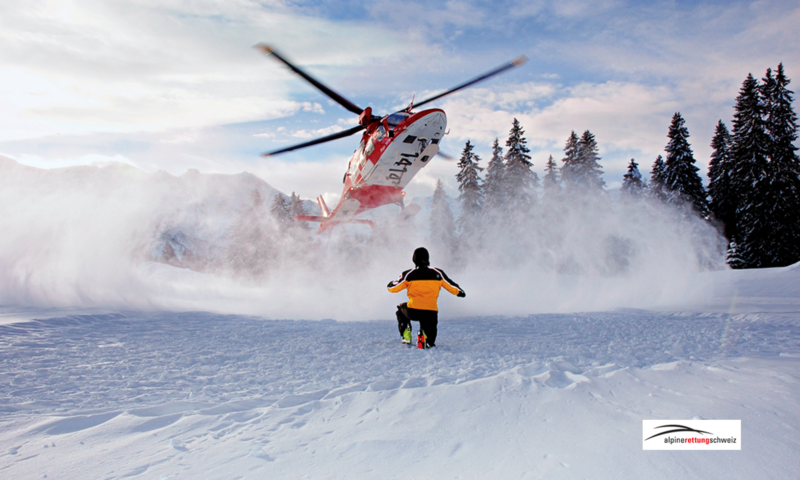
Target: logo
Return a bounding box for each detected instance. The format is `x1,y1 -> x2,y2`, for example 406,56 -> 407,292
643,420 -> 741,450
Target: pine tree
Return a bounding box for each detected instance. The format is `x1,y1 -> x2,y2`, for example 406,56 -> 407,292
288,192 -> 310,231
429,179 -> 457,254
662,112 -> 709,217
456,141 -> 484,238
483,138 -> 506,212
560,131 -> 580,189
562,130 -> 605,194
270,193 -> 291,230
707,120 -> 735,239
578,130 -> 606,191
728,73 -> 770,268
504,118 -> 539,211
620,159 -> 645,197
649,155 -> 667,201
542,155 -> 560,199
744,64 -> 800,267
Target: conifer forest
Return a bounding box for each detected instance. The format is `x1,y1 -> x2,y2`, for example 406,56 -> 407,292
438,63 -> 799,270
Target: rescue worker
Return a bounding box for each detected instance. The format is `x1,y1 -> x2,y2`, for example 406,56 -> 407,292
387,247 -> 465,348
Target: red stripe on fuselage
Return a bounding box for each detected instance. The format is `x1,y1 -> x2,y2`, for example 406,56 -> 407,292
350,184 -> 404,211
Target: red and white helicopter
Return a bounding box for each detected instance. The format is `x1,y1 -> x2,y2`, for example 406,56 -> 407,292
256,44 -> 526,234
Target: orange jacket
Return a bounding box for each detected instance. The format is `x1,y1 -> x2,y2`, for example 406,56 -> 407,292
387,266 -> 464,311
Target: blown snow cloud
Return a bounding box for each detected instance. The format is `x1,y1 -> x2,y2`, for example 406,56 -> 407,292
0,157 -> 727,320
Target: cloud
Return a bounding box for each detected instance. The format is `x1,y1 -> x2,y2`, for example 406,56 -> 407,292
365,0 -> 486,33
529,82 -> 679,152
431,77 -> 739,189
550,0 -> 621,18
532,0 -> 800,85
0,0 -> 403,141
161,131 -> 203,144
290,124 -> 344,139
440,80 -> 676,150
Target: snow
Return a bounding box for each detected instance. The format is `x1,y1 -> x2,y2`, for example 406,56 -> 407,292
1,265 -> 799,479
0,157 -> 798,477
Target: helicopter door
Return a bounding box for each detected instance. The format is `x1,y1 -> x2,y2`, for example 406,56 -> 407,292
357,144 -> 368,171
345,142 -> 363,181
417,141 -> 439,164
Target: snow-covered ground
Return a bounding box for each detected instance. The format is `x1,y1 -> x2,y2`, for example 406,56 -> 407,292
1,264 -> 798,479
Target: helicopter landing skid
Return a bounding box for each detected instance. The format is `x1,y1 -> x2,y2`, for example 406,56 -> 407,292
396,203 -> 421,222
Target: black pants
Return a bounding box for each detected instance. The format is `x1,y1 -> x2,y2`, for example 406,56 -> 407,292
396,303 -> 438,345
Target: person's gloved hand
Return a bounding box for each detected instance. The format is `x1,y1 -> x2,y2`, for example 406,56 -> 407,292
457,291 -> 466,298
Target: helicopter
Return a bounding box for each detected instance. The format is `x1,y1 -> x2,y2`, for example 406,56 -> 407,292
256,44 -> 527,234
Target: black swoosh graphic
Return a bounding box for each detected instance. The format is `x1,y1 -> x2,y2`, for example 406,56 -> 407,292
645,424 -> 713,441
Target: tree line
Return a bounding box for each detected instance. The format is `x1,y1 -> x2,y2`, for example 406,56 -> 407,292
438,63 -> 799,270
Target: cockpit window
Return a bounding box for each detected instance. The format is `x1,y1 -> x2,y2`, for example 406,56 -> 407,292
386,113 -> 409,127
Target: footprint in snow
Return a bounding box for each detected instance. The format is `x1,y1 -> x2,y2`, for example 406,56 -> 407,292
367,380 -> 403,392
544,371 -> 590,389
130,414 -> 183,433
323,384 -> 368,399
591,364 -> 627,378
276,390 -> 328,408
249,447 -> 275,461
649,361 -> 679,371
401,377 -> 428,389
121,464 -> 150,477
517,364 -> 549,378
170,439 -> 188,452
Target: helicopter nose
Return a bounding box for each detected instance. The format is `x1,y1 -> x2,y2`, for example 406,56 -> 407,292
426,111 -> 447,135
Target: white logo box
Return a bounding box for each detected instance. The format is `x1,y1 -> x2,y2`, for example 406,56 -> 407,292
643,420 -> 741,450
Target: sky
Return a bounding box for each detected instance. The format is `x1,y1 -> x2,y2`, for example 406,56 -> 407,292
1,0 -> 798,202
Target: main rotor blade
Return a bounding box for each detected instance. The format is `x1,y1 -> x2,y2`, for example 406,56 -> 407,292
412,55 -> 528,109
262,124 -> 366,157
255,44 -> 364,116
